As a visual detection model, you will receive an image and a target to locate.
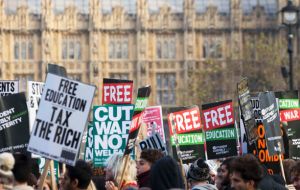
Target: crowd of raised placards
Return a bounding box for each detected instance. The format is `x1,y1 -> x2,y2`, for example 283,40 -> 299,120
0,150 -> 300,190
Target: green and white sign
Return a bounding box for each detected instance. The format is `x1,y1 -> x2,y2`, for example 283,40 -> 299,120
279,99 -> 299,109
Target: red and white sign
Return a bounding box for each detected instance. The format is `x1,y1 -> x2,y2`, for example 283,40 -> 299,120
102,83 -> 133,104
280,109 -> 300,122
167,106 -> 201,135
202,102 -> 234,131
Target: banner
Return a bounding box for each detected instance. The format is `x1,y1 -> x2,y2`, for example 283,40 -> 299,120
141,106 -> 165,143
202,100 -> 238,160
102,78 -> 133,105
275,91 -> 300,160
139,132 -> 166,153
28,73 -> 95,166
93,104 -> 134,167
47,63 -> 67,77
237,78 -> 257,144
124,86 -> 151,155
27,81 -> 44,131
0,80 -> 19,96
0,93 -> 29,154
84,123 -> 93,161
259,92 -> 284,156
168,106 -> 205,164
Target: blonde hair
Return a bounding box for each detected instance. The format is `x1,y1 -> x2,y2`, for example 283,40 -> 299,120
105,154 -> 137,184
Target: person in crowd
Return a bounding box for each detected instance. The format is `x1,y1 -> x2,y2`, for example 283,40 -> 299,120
218,157 -> 234,190
283,159 -> 296,190
149,155 -> 184,190
187,158 -> 217,190
12,153 -> 33,190
136,149 -> 164,188
215,168 -> 222,190
104,154 -> 138,190
60,160 -> 93,190
291,161 -> 300,190
0,152 -> 15,190
230,154 -> 263,190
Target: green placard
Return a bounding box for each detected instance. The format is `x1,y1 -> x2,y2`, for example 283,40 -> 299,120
134,97 -> 148,111
205,128 -> 237,141
170,133 -> 204,146
279,99 -> 299,109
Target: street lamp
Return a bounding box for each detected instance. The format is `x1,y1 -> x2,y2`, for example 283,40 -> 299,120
281,0 -> 299,90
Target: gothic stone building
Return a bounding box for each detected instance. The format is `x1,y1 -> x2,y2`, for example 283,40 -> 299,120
0,0 -> 297,112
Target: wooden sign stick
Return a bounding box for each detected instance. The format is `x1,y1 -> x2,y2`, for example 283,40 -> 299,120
50,160 -> 58,190
38,159 -> 50,190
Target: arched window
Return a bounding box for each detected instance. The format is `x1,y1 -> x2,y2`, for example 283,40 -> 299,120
14,42 -> 19,60
169,40 -> 176,59
163,40 -> 168,58
109,41 -> 115,59
62,41 -> 68,59
122,41 -> 128,58
21,42 -> 27,59
157,41 -> 162,59
69,41 -> 75,59
116,42 -> 122,58
28,42 -> 34,59
75,42 -> 81,60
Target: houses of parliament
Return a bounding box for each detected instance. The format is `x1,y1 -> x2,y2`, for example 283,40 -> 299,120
0,0 -> 297,111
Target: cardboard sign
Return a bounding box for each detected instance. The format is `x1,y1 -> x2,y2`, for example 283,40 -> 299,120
139,132 -> 166,153
141,106 -> 165,143
124,86 -> 151,155
84,123 -> 93,161
93,105 -> 134,167
27,81 -> 44,131
0,80 -> 19,96
28,73 -> 95,166
202,100 -> 238,160
259,92 -> 283,156
237,78 -> 257,144
0,93 -> 30,154
102,78 -> 133,105
47,63 -> 67,77
168,106 -> 205,164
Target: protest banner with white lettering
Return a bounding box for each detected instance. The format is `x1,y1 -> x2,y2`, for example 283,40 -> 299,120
84,123 -> 93,161
202,100 -> 238,160
237,78 -> 257,144
124,86 -> 151,155
0,80 -> 19,97
167,106 -> 205,164
102,78 -> 133,105
93,105 -> 134,167
275,90 -> 300,160
0,93 -> 29,154
139,132 -> 166,153
248,96 -> 284,174
259,92 -> 284,156
28,73 -> 95,166
141,106 -> 165,143
27,81 -> 44,131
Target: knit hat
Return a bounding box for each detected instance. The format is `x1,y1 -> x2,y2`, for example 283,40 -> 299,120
187,158 -> 210,181
0,152 -> 15,177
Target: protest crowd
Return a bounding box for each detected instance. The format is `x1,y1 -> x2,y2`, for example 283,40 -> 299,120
1,68 -> 300,190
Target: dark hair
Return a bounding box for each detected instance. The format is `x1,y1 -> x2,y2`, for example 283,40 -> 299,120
291,161 -> 300,181
283,159 -> 296,184
12,153 -> 32,183
66,160 -> 92,189
220,157 -> 234,173
230,154 -> 263,187
140,149 -> 164,164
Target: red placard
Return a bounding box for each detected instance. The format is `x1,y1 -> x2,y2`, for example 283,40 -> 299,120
280,108 -> 300,122
202,102 -> 234,131
167,106 -> 201,135
102,83 -> 133,104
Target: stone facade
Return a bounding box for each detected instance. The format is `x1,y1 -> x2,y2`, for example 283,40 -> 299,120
0,0 -> 297,109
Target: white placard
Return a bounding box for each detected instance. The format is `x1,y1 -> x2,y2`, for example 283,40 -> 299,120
27,81 -> 44,131
28,73 -> 95,166
0,80 -> 19,96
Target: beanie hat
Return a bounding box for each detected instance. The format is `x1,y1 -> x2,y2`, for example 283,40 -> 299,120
0,152 -> 15,177
187,158 -> 210,182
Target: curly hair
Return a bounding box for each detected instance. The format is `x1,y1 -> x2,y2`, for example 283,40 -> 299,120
230,154 -> 263,187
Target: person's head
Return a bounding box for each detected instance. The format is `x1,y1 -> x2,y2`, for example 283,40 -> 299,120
105,154 -> 136,185
283,159 -> 296,185
137,149 -> 164,175
230,154 -> 263,190
61,160 -> 93,190
12,153 -> 31,184
219,157 -> 234,186
291,161 -> 300,190
0,152 -> 15,190
187,158 -> 210,187
150,156 -> 184,190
